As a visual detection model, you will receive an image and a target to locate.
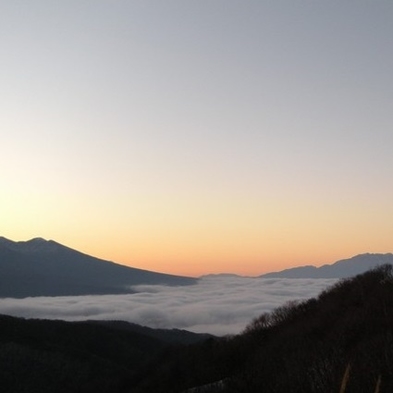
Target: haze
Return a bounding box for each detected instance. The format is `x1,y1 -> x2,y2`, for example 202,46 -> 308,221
1,2 -> 392,276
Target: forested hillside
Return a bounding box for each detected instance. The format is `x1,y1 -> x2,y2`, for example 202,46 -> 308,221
1,265 -> 393,392
128,264 -> 393,393
0,316 -> 210,393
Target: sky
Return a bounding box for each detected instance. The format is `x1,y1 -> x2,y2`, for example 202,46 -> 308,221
1,1 -> 392,276
0,276 -> 337,335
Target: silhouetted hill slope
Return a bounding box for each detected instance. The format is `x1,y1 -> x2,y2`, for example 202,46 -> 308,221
0,237 -> 196,297
2,266 -> 393,392
127,265 -> 393,393
260,253 -> 393,278
0,315 -> 211,393
91,320 -> 213,345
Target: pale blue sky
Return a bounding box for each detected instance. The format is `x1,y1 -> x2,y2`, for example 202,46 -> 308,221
1,1 -> 392,275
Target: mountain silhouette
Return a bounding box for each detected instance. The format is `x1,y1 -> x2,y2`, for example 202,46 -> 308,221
0,237 -> 196,298
260,253 -> 393,278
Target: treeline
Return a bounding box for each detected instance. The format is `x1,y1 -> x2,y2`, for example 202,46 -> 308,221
1,265 -> 393,392
127,264 -> 393,393
225,263 -> 393,393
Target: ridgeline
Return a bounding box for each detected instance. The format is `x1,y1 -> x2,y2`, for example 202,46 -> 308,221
1,265 -> 393,392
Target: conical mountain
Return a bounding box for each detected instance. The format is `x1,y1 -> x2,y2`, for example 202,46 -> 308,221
0,237 -> 196,298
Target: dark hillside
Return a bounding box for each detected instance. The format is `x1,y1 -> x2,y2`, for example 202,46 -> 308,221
127,265 -> 393,393
93,320 -> 213,345
227,264 -> 393,393
1,266 -> 393,393
0,316 -> 210,393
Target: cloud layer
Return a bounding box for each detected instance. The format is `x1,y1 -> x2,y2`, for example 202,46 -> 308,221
0,276 -> 337,335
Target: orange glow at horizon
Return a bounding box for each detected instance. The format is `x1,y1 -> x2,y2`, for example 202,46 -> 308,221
1,186 -> 392,277
1,2 -> 393,280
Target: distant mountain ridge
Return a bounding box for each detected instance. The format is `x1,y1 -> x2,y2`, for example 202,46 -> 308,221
260,253 -> 393,278
1,236 -> 392,297
0,237 -> 196,298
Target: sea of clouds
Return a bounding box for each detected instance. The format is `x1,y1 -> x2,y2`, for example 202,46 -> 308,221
0,276 -> 338,336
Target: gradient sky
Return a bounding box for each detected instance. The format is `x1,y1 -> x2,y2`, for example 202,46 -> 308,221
1,1 -> 392,277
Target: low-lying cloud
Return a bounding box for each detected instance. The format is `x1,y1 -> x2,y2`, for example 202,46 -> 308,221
0,276 -> 337,335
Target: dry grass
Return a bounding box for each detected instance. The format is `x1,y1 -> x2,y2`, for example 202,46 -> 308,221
374,375 -> 381,393
339,365 -> 382,393
339,364 -> 351,393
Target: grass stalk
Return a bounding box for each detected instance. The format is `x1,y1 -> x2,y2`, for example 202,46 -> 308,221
339,364 -> 351,393
374,375 -> 381,393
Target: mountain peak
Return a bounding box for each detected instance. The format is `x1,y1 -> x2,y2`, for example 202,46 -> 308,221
0,236 -> 196,297
28,237 -> 47,243
0,237 -> 60,253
